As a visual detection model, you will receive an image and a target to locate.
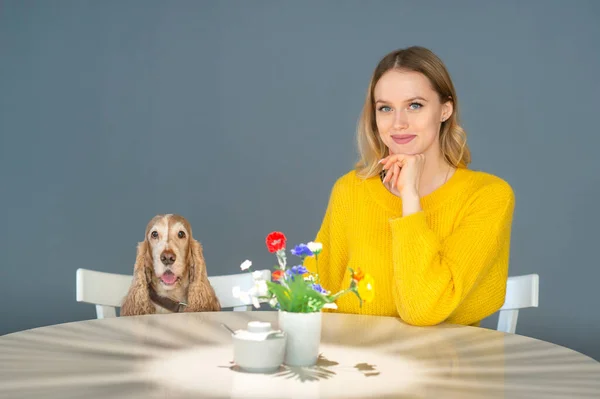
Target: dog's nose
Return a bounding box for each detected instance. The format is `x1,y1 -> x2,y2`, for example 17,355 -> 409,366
160,250 -> 176,266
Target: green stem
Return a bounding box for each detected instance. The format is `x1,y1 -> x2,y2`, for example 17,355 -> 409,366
329,288 -> 350,302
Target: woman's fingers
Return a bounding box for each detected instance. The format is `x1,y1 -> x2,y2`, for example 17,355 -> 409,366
390,164 -> 401,190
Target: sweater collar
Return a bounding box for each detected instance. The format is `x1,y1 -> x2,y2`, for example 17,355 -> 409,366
364,167 -> 469,214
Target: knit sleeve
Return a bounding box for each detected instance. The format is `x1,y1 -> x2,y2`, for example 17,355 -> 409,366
390,182 -> 515,326
303,178 -> 350,295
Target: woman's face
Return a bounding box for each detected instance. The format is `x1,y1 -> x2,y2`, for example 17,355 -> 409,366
374,69 -> 452,158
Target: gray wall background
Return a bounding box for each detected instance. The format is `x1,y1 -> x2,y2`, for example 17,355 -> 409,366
1,1 -> 599,361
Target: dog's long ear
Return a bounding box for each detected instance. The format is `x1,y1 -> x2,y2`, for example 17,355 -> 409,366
186,239 -> 221,312
188,239 -> 208,284
121,240 -> 155,316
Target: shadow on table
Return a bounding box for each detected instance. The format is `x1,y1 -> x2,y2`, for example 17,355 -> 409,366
273,354 -> 339,382
228,354 -> 382,383
224,354 -> 381,383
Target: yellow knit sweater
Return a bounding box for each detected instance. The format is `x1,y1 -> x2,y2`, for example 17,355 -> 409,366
303,167 -> 515,326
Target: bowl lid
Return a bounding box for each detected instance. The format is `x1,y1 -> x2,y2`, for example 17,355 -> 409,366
234,321 -> 284,341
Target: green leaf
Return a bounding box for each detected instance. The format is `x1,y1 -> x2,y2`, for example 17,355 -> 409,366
303,287 -> 328,311
287,276 -> 308,312
266,281 -> 291,310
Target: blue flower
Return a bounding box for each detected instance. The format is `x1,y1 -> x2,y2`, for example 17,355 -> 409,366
286,265 -> 308,276
291,244 -> 313,258
311,284 -> 327,294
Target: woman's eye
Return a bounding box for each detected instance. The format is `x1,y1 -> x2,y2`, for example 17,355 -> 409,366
408,102 -> 423,111
377,105 -> 392,112
151,231 -> 158,239
178,231 -> 186,239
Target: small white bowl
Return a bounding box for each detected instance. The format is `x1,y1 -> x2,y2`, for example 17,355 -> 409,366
232,321 -> 286,373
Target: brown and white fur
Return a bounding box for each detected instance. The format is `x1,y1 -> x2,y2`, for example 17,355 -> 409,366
121,214 -> 220,316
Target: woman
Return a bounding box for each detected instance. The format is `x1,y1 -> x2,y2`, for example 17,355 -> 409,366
304,46 -> 515,327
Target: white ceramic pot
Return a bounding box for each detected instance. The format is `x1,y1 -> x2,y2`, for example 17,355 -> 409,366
232,321 -> 286,373
278,310 -> 322,367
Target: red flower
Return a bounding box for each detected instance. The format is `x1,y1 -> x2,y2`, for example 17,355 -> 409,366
266,231 -> 286,253
272,270 -> 284,281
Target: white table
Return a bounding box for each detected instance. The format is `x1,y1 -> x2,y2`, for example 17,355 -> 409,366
1,311 -> 599,398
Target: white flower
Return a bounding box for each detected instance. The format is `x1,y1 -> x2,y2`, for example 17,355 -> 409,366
269,297 -> 278,308
304,275 -> 315,282
307,241 -> 323,255
239,291 -> 250,304
252,279 -> 269,297
252,270 -> 265,281
323,302 -> 338,310
233,286 -> 251,304
251,296 -> 260,309
240,259 -> 252,271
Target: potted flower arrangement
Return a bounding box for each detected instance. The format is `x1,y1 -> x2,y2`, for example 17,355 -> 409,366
233,231 -> 375,367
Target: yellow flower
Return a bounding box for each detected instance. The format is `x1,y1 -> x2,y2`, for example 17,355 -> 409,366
357,274 -> 375,303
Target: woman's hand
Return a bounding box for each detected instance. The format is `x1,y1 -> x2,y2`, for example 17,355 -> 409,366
380,154 -> 425,196
380,154 -> 425,216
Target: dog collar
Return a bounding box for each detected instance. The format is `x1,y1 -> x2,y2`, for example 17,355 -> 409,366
148,284 -> 187,313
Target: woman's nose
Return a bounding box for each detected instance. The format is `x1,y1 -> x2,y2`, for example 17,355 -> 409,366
393,109 -> 409,129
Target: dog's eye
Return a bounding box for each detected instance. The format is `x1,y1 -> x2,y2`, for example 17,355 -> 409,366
178,231 -> 186,239
151,231 -> 158,239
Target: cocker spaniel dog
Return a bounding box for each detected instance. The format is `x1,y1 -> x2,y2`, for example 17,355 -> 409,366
121,214 -> 221,316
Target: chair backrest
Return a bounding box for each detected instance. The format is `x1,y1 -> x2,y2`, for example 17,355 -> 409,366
76,268 -> 133,318
497,273 -> 539,334
76,268 -> 271,319
208,269 -> 271,310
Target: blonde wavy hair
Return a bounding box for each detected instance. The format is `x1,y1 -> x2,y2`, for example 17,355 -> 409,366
355,46 -> 471,179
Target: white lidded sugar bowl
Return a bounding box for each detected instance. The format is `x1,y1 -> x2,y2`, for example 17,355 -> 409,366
232,321 -> 286,373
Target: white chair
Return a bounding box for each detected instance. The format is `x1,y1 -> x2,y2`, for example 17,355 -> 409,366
497,274 -> 539,334
76,268 -> 271,319
76,269 -> 133,318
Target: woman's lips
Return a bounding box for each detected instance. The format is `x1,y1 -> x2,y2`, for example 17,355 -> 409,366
391,134 -> 416,144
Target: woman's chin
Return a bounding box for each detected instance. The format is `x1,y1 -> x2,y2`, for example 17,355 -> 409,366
389,146 -> 419,156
